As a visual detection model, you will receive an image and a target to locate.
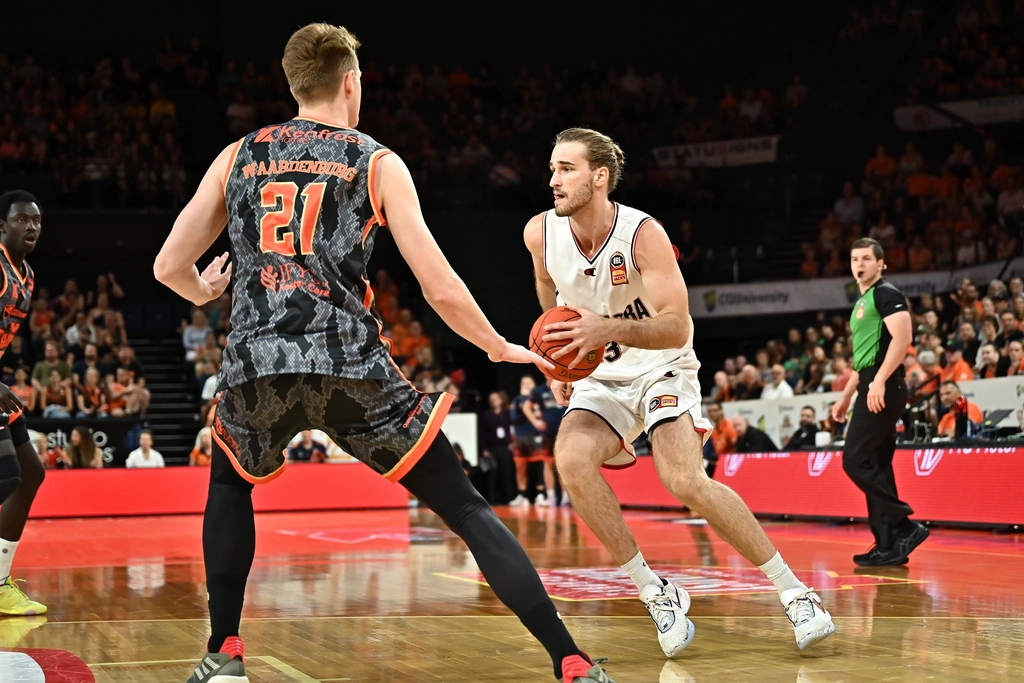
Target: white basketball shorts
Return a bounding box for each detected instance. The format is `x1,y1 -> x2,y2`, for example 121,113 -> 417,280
565,355 -> 713,469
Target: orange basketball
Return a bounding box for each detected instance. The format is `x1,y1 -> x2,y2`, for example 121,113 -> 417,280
529,306 -> 603,382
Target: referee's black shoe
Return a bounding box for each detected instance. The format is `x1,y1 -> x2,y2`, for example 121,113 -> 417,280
857,522 -> 929,566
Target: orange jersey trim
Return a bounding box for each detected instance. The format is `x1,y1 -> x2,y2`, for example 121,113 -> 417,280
384,392 -> 455,482
212,406 -> 287,485
367,149 -> 393,227
222,138 -> 244,192
8,408 -> 23,424
293,115 -> 356,129
0,242 -> 28,286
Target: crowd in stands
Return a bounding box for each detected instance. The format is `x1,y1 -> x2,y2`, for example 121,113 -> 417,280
804,136 -> 1024,278
907,0 -> 1024,103
223,56 -> 810,206
7,272 -> 150,424
838,0 -> 925,42
0,49 -> 187,209
704,275 -> 1024,454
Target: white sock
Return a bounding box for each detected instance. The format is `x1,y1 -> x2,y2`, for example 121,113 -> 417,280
622,551 -> 662,591
0,539 -> 19,581
758,552 -> 807,606
547,489 -> 556,502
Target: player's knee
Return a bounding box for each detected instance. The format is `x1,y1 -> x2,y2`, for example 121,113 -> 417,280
18,456 -> 44,493
660,470 -> 707,506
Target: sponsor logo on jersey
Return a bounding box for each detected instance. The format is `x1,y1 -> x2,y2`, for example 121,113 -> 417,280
649,395 -> 678,412
807,451 -> 833,476
260,263 -> 331,297
584,268 -> 596,277
609,251 -> 628,285
914,449 -> 943,476
856,301 -> 866,319
253,125 -> 362,145
241,159 -> 357,181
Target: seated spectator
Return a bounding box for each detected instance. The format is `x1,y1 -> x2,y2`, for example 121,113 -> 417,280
733,365 -> 762,401
821,249 -> 844,277
190,427 -> 213,466
64,311 -> 96,350
761,364 -> 795,399
388,308 -> 414,348
957,321 -> 981,365
33,432 -> 70,469
116,346 -> 151,414
796,346 -> 827,394
88,292 -> 115,330
868,210 -> 896,243
28,299 -> 53,339
199,360 -> 220,426
53,279 -> 85,328
783,406 -> 819,451
906,235 -> 935,271
107,367 -> 142,416
32,340 -> 72,392
125,430 -> 164,468
977,341 -> 1010,378
1007,340 -> 1024,375
834,181 -> 865,226
40,369 -> 73,419
995,310 -> 1024,350
980,315 -> 999,344
182,310 -> 212,362
830,355 -> 854,392
997,176 -> 1024,221
287,430 -> 328,463
864,145 -> 897,190
710,370 -> 732,402
73,343 -> 102,385
942,339 -> 975,382
1,335 -> 29,385
912,350 -> 942,397
86,272 -> 125,308
732,415 -> 777,453
706,402 -> 737,455
10,366 -> 35,415
935,381 -> 984,438
65,326 -> 94,363
66,426 -> 103,468
755,349 -> 772,385
399,321 -> 431,364
76,367 -> 109,418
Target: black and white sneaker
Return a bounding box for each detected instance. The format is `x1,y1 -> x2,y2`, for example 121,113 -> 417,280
185,636 -> 248,683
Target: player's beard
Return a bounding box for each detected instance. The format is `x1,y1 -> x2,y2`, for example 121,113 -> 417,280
554,181 -> 594,217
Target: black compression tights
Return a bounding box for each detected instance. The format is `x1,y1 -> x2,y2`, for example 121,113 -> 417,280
203,437 -> 580,679
400,435 -> 582,678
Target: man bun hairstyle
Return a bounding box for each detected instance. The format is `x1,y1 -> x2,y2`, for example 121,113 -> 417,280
554,128 -> 626,192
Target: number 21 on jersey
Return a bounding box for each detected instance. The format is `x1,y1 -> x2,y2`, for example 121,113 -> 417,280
259,181 -> 327,256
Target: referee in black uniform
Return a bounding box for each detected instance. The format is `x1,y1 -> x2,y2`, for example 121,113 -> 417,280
831,238 -> 929,567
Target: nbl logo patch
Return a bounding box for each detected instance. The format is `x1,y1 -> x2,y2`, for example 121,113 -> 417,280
856,301 -> 866,319
610,252 -> 628,286
648,395 -> 678,412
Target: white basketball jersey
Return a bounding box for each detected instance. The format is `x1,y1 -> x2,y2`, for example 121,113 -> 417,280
543,202 -> 696,381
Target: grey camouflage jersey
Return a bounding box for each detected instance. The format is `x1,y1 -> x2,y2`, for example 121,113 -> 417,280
220,117 -> 394,390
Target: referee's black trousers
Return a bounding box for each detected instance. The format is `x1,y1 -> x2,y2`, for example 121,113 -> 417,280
842,367 -> 913,549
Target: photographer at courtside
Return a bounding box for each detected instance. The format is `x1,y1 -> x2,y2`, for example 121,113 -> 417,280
831,238 -> 929,567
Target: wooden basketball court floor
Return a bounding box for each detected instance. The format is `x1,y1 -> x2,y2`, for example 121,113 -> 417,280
1,506 -> 1022,682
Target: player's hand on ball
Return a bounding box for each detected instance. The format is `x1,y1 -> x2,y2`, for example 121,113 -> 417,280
198,252 -> 233,305
551,380 -> 573,407
831,398 -> 850,423
542,305 -> 610,369
489,342 -> 554,371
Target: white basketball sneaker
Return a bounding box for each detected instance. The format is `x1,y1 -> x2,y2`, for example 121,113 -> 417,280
640,581 -> 695,657
534,493 -> 551,507
784,589 -> 836,650
508,495 -> 530,507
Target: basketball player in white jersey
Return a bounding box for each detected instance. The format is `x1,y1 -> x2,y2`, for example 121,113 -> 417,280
523,128 -> 835,656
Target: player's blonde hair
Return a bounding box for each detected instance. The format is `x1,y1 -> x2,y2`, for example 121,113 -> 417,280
554,128 -> 626,192
282,23 -> 361,105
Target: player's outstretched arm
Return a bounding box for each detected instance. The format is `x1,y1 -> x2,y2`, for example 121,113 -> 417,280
523,214 -> 557,311
377,153 -> 550,369
154,143 -> 236,306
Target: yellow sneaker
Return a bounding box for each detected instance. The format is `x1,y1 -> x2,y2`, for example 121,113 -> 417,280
0,577 -> 47,616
